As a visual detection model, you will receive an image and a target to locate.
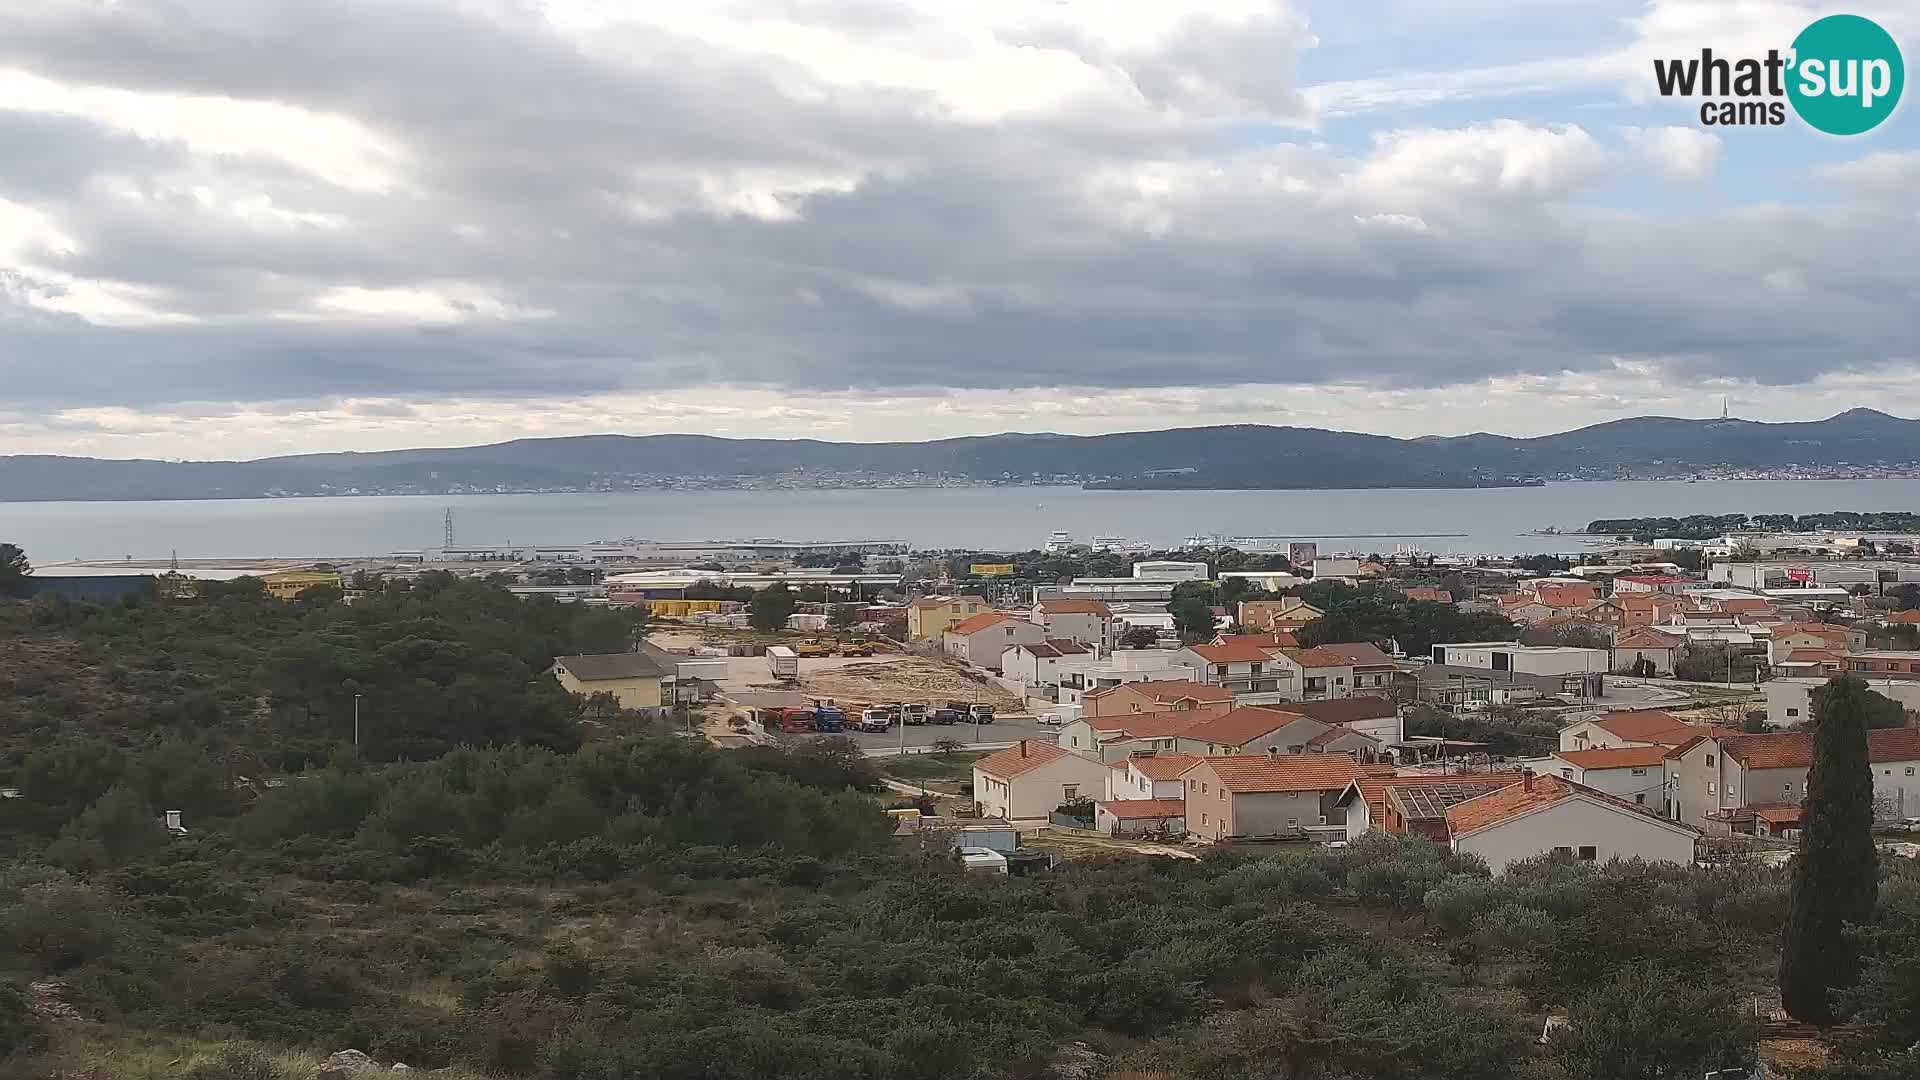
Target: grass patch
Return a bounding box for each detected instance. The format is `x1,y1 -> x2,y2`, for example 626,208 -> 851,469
880,751 -> 984,783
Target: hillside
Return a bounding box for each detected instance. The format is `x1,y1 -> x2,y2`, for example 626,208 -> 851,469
3,409 -> 1919,500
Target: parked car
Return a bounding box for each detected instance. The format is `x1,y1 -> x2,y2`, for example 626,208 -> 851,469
858,708 -> 893,733
1035,711 -> 1063,726
929,708 -> 963,725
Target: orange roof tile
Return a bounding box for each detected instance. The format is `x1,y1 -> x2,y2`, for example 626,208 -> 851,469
1340,772 -> 1522,827
1181,707 -> 1316,748
1213,632 -> 1299,649
1403,587 -> 1454,603
1717,728 -> 1920,771
1123,752 -> 1204,780
1037,599 -> 1113,616
1614,628 -> 1684,649
974,740 -> 1076,780
1305,641 -> 1397,667
1592,710 -> 1740,747
1553,746 -> 1670,770
1192,754 -> 1377,793
946,612 -> 1012,635
1188,641 -> 1279,663
1019,639 -> 1092,658
1090,679 -> 1233,704
1089,714 -> 1209,739
1289,646 -> 1360,668
1887,610 -> 1920,625
1097,798 -> 1187,820
1261,696 -> 1399,726
1444,773 -> 1694,838
1783,648 -> 1844,665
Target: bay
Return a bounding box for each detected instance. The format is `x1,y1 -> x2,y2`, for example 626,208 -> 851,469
5,479 -> 1920,562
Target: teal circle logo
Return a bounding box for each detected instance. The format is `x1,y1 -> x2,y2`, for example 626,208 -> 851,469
1787,14 -> 1904,135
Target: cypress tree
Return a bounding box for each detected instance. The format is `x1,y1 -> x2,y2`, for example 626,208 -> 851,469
1779,675 -> 1880,1024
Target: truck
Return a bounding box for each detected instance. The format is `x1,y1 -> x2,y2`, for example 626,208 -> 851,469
839,638 -> 875,657
901,702 -> 928,726
812,705 -> 846,732
772,707 -> 815,733
792,640 -> 833,658
858,708 -> 893,733
767,645 -> 800,680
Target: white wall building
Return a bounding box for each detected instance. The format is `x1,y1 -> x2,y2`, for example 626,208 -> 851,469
1445,774 -> 1699,874
1431,642 -> 1609,677
1001,640 -> 1099,691
1767,676 -> 1920,728
1131,561 -> 1209,582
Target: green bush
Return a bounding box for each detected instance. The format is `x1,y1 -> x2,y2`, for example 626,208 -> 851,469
187,1045 -> 280,1080
0,979 -> 48,1059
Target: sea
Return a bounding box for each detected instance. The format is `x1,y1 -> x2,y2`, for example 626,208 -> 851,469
5,479 -> 1920,563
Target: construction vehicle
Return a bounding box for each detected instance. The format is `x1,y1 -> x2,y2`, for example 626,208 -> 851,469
902,703 -> 928,726
792,640 -> 833,658
839,638 -> 875,657
858,708 -> 893,733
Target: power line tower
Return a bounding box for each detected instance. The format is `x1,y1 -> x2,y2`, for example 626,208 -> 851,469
443,508 -> 455,549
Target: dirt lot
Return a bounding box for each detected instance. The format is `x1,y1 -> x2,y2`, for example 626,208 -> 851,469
802,656 -> 1021,712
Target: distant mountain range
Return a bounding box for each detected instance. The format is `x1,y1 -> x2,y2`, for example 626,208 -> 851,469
4,409 -> 1919,501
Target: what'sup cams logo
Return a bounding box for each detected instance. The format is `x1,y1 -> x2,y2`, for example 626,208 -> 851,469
1653,14 -> 1904,134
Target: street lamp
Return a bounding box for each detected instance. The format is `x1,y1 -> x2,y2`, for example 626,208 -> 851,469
353,693 -> 363,749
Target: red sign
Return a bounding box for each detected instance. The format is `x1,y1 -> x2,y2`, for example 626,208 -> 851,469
1785,568 -> 1813,582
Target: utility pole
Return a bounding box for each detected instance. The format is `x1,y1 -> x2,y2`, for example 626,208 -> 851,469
353,693 -> 363,749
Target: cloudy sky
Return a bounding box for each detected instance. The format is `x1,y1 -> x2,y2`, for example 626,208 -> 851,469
1,0 -> 1917,459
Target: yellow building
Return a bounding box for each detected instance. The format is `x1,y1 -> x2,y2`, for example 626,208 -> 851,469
906,594 -> 989,641
550,652 -> 672,714
262,570 -> 344,601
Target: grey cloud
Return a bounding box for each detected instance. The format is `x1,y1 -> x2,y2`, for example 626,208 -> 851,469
0,0 -> 1915,419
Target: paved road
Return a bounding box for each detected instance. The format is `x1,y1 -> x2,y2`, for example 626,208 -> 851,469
779,713 -> 1062,751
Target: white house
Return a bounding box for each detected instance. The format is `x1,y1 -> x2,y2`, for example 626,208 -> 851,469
971,740 -> 1112,821
1267,647 -> 1358,701
1031,599 -> 1117,650
1544,746 -> 1669,807
1059,649 -> 1202,704
1557,709 -> 1737,753
1766,676 -> 1920,728
1610,629 -> 1686,676
943,612 -> 1045,671
1130,561 -> 1209,583
1104,750 -> 1203,801
1444,773 -> 1700,874
1001,639 -> 1098,691
1178,641 -> 1290,695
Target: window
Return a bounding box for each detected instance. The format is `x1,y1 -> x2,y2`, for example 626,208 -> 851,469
1787,708 -> 1800,717
1706,754 -> 1715,766
1708,782 -> 1716,795
1202,783 -> 1208,794
1335,677 -> 1345,685
1631,767 -> 1647,776
1635,793 -> 1646,805
1063,785 -> 1078,799
1287,818 -> 1298,829
1578,846 -> 1598,861
1560,768 -> 1573,779
1201,813 -> 1208,825
1553,845 -> 1573,857
1908,767 -> 1916,776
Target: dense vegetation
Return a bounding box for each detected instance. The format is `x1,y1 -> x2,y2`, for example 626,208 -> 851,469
0,571 -> 651,781
1587,511 -> 1920,540
18,730 -> 1920,1079
1292,582 -> 1516,656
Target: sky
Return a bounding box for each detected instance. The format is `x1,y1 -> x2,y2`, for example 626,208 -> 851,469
1,0 -> 1917,459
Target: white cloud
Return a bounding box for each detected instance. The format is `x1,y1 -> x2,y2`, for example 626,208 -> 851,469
1623,126 -> 1721,181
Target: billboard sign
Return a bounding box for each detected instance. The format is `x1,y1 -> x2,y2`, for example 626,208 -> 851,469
970,563 -> 1015,577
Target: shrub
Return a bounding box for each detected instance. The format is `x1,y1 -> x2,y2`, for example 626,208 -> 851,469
0,881 -> 124,972
0,980 -> 48,1059
188,1045 -> 281,1080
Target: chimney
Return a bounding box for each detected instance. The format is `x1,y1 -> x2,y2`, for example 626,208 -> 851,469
1020,742 -> 1028,758
1522,770 -> 1534,792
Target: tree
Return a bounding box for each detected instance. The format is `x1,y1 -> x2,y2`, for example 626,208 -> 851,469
829,604 -> 858,629
46,785 -> 169,870
1780,676 -> 1881,1025
1553,963 -> 1759,1080
1170,597 -> 1215,643
0,543 -> 29,598
750,583 -> 797,632
1119,625 -> 1160,649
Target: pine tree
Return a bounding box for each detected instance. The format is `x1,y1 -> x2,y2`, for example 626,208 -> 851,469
1779,676 -> 1880,1024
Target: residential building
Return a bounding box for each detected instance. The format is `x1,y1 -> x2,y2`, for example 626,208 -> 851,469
1181,755 -> 1374,841
971,741 -> 1112,821
1336,773 -> 1521,841
1238,598 -> 1324,631
1175,708 -> 1347,757
1664,728 -> 1920,831
943,612 -> 1045,670
1883,610 -> 1920,627
1769,622 -> 1866,663
551,652 -> 672,714
1432,642 -> 1609,677
1312,556 -> 1362,582
1093,798 -> 1187,837
907,594 -> 988,641
1001,639 -> 1097,691
1611,574 -> 1695,596
1611,628 -> 1686,675
1765,676 -> 1920,727
1081,678 -> 1231,719
1059,649 -> 1204,703
1104,750 -> 1203,801
1212,630 -> 1300,649
1031,599 -> 1116,650
1266,646 -> 1358,701
1776,649 -> 1847,679
1259,695 -> 1403,743
1058,713 -> 1207,761
1544,746 -> 1669,806
1558,709 -> 1739,753
1218,570 -> 1306,592
1445,773 -> 1700,874
1180,641 -> 1291,695
1848,650 -> 1920,678
1302,641 -> 1398,693
1402,587 -> 1453,604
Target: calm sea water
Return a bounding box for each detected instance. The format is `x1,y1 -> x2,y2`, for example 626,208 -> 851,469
5,479 -> 1920,562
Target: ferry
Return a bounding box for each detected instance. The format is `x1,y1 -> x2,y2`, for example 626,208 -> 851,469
1043,530 -> 1074,553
